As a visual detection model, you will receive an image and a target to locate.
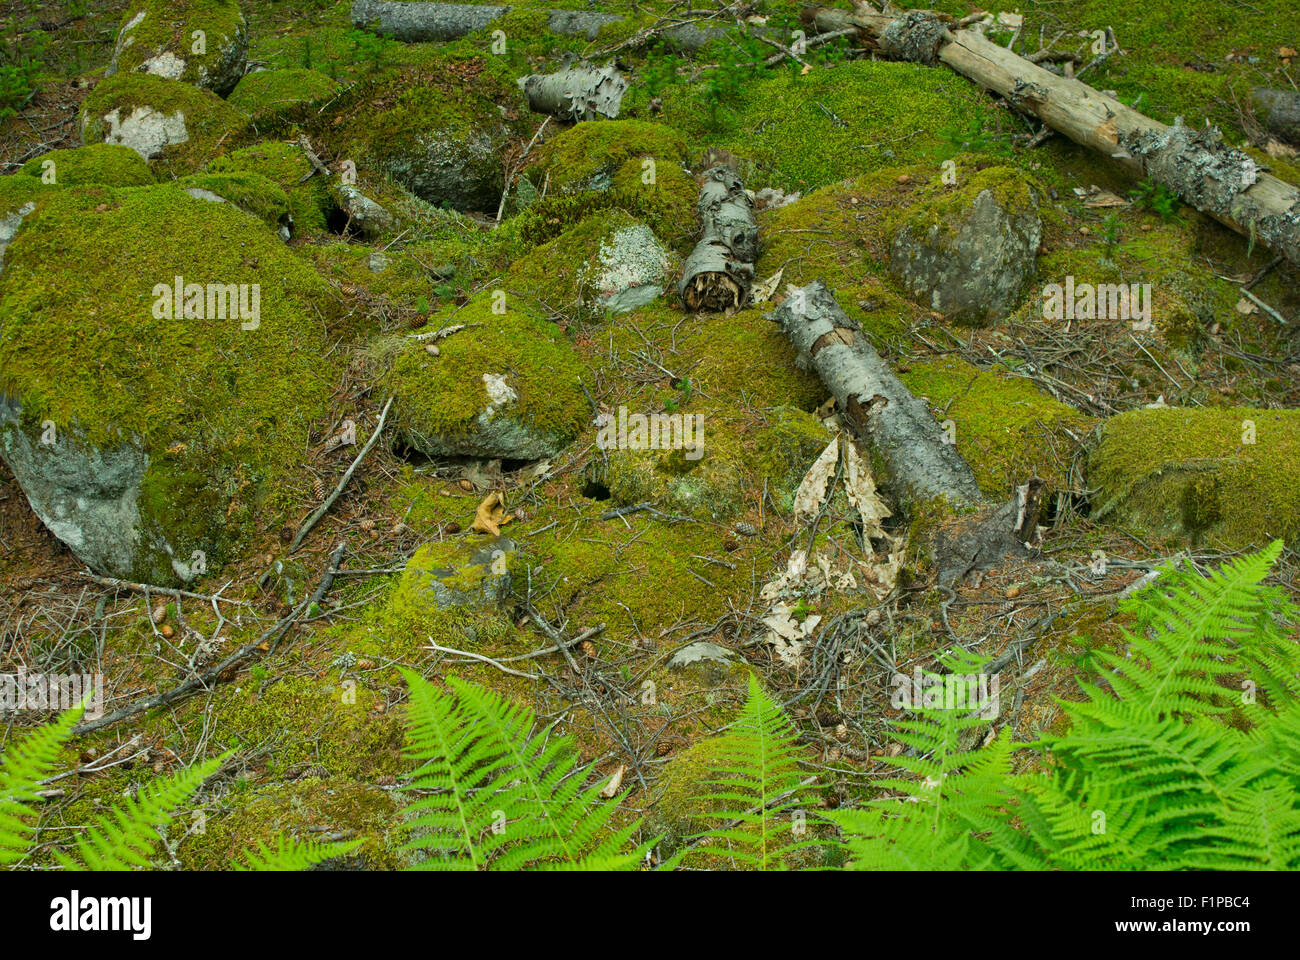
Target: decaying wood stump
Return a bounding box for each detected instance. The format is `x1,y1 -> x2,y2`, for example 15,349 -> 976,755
804,2 -> 1300,269
679,165 -> 759,312
520,65 -> 628,121
770,280 -> 1045,585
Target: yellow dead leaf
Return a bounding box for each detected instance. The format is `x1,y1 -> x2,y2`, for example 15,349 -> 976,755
470,491 -> 512,535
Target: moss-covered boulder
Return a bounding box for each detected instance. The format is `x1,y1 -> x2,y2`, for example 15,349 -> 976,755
227,67 -> 341,122
107,0 -> 249,97
81,73 -> 249,174
202,140 -> 333,236
897,357 -> 1093,498
175,170 -> 293,236
379,290 -> 587,459
393,537 -> 517,614
888,166 -> 1042,326
1088,407 -> 1300,549
17,143 -> 156,187
0,185 -> 339,583
332,64 -> 527,213
510,209 -> 676,313
533,120 -> 688,193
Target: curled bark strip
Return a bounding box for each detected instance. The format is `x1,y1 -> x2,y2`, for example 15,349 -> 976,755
520,65 -> 628,121
803,3 -> 1300,268
679,166 -> 759,312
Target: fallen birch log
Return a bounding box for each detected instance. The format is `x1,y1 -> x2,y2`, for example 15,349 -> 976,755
519,64 -> 627,121
351,0 -> 729,51
804,3 -> 1300,269
679,165 -> 759,312
771,280 -> 1044,584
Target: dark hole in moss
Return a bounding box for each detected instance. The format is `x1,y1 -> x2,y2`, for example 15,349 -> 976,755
581,480 -> 611,501
325,204 -> 360,237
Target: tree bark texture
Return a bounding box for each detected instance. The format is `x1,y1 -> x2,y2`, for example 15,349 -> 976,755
679,165 -> 759,312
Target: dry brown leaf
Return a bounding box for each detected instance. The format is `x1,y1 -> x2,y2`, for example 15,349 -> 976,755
470,491 -> 512,535
793,436 -> 840,520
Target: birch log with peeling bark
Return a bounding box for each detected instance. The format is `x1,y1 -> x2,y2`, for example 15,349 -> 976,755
771,280 -> 1044,584
351,0 -> 730,51
805,3 -> 1300,269
679,165 -> 758,312
520,65 -> 627,121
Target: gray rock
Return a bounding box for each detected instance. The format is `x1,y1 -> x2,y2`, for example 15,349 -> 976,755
106,2 -> 249,97
579,222 -> 675,313
93,105 -> 190,161
889,186 -> 1041,326
0,396 -> 152,579
332,182 -> 395,239
401,536 -> 517,611
0,201 -> 36,278
379,125 -> 507,213
1252,87 -> 1300,146
403,371 -> 571,460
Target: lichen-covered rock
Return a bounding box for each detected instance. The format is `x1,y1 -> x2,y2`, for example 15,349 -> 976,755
331,65 -> 526,213
889,166 -> 1042,326
331,182 -> 395,240
510,209 -> 676,313
379,290 -> 588,459
227,67 -> 341,121
107,0 -> 249,97
81,73 -> 249,173
1088,407 -> 1300,548
393,537 -> 517,614
17,143 -> 156,187
0,185 -> 339,583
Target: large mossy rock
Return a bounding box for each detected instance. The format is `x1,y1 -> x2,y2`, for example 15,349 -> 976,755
1088,407 -> 1300,548
107,0 -> 249,97
202,140 -> 334,236
17,143 -> 156,187
379,291 -> 588,460
331,65 -> 527,213
227,67 -> 341,122
0,185 -> 339,583
81,73 -> 249,174
509,209 -> 677,314
888,166 -> 1042,326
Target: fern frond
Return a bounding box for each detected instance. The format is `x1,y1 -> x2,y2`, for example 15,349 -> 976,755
56,755 -> 226,871
397,668 -> 648,871
1189,779 -> 1300,870
235,836 -> 365,871
1074,540 -> 1300,723
687,674 -> 822,870
0,705 -> 82,866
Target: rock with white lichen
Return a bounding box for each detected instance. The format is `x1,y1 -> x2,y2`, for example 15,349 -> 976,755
106,0 -> 249,97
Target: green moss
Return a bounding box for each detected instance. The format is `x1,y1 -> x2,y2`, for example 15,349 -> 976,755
897,357 -> 1094,498
890,165 -> 1040,238
109,0 -> 247,94
81,73 -> 250,175
202,140 -> 333,236
1088,407 -> 1300,548
534,120 -> 688,193
175,171 -> 292,232
0,184 -> 339,579
646,59 -> 988,193
227,67 -> 341,121
378,290 -> 588,450
16,144 -> 155,187
179,779 -> 405,870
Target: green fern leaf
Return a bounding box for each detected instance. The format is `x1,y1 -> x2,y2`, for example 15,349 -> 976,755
0,705 -> 82,866
234,836 -> 365,871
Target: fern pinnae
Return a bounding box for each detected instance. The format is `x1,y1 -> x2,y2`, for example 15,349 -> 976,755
235,836 -> 365,871
0,704 -> 83,867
